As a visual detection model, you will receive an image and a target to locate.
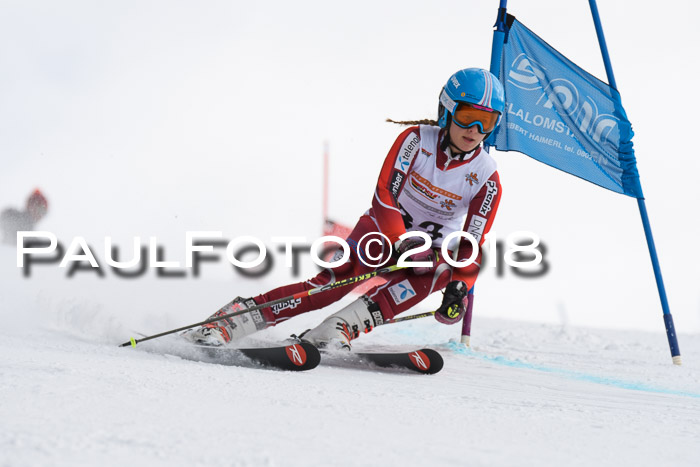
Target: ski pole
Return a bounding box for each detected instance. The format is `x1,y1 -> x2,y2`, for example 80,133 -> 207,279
120,264 -> 403,348
383,310 -> 435,325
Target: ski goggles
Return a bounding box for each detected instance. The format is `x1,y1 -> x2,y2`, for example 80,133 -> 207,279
452,103 -> 500,134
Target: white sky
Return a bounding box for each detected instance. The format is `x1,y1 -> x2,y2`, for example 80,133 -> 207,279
1,0 -> 699,336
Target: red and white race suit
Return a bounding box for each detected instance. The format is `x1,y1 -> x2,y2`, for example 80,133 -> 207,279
254,125 -> 502,325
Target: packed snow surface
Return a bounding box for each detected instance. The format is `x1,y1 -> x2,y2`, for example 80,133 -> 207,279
1,295 -> 699,467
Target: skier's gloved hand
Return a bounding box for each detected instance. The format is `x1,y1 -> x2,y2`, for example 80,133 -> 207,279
394,237 -> 435,275
435,281 -> 468,324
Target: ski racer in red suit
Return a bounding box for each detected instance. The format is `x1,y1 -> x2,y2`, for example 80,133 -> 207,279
0,189 -> 48,245
184,68 -> 505,349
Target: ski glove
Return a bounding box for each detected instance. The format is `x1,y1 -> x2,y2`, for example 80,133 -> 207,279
435,280 -> 468,325
394,237 -> 435,275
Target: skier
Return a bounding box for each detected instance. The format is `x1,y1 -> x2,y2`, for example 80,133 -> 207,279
0,189 -> 48,245
184,68 -> 505,349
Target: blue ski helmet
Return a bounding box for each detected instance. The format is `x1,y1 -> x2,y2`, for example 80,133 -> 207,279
438,68 -> 505,132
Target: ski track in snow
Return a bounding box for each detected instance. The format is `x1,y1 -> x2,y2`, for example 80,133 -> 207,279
1,308 -> 699,467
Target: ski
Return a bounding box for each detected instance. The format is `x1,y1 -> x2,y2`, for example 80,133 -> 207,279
320,348 -> 444,375
143,341 -> 321,372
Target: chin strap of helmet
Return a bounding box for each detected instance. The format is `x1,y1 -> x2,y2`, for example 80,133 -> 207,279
440,121 -> 451,152
447,145 -> 479,161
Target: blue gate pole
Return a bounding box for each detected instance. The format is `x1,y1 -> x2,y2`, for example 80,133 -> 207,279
460,0 -> 509,346
489,1 -> 508,79
589,0 -> 681,365
484,1 -> 508,151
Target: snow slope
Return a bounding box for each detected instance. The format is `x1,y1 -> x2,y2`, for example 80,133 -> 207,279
1,293 -> 699,467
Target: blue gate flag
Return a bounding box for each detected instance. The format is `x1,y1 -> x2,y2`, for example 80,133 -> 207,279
490,16 -> 643,198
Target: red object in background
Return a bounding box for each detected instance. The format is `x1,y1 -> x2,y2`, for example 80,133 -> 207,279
323,219 -> 351,239
26,189 -> 48,222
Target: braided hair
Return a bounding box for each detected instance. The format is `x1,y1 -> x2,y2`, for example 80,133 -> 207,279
386,118 -> 453,152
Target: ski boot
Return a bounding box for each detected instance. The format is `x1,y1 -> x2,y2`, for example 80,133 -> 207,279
299,296 -> 384,350
182,297 -> 266,346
